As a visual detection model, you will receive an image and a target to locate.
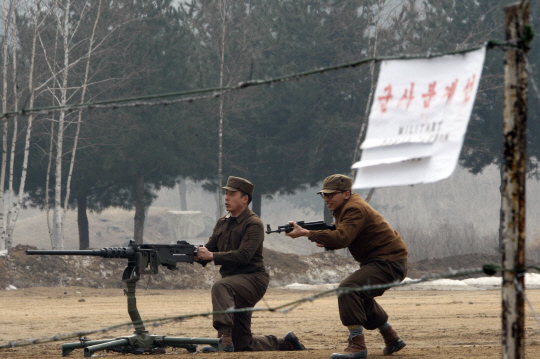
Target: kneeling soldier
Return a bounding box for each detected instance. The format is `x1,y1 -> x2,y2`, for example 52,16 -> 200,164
286,174 -> 407,359
196,176 -> 305,352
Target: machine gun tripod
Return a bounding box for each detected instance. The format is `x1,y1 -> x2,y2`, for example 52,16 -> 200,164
27,240 -> 222,357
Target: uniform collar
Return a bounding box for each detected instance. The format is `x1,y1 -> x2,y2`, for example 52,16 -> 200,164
332,193 -> 357,218
226,206 -> 251,223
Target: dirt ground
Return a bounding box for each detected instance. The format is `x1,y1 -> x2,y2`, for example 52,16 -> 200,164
1,287 -> 540,358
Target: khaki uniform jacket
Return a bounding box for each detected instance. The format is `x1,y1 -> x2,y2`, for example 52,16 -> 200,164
205,207 -> 266,278
307,193 -> 407,264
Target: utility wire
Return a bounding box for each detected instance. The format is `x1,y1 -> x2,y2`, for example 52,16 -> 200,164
0,41 -> 513,121
2,263 -> 536,350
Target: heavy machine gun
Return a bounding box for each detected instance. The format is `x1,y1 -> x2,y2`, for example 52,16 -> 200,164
26,240 -> 222,357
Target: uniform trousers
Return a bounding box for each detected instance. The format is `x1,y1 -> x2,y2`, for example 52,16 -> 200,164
338,259 -> 407,330
211,271 -> 280,351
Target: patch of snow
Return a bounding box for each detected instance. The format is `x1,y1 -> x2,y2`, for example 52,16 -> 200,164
463,277 -> 501,287
285,283 -> 338,291
415,279 -> 469,287
5,285 -> 17,290
283,274 -> 540,291
0,250 -> 7,257
525,273 -> 540,286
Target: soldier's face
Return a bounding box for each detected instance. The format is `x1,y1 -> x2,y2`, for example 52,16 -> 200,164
323,191 -> 351,211
225,190 -> 248,214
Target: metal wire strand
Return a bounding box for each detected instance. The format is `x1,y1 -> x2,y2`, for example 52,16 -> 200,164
0,264 -> 509,350
0,41 -> 514,121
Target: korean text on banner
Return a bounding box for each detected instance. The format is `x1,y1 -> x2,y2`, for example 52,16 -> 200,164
352,47 -> 486,189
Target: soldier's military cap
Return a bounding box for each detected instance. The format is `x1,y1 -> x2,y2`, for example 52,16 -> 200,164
222,176 -> 255,195
317,174 -> 352,194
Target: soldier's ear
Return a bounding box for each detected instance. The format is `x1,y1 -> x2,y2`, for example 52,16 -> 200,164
344,191 -> 351,199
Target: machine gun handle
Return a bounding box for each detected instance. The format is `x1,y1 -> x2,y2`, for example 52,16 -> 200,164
193,245 -> 210,267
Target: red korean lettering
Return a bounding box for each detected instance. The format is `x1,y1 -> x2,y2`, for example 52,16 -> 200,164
422,81 -> 437,108
398,82 -> 415,110
443,79 -> 458,105
377,84 -> 393,113
463,74 -> 476,103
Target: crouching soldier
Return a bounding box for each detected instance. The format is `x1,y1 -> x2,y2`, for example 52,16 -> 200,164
286,174 -> 407,359
196,176 -> 306,353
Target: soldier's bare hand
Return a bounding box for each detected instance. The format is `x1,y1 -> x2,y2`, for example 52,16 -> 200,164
197,246 -> 214,261
285,221 -> 309,238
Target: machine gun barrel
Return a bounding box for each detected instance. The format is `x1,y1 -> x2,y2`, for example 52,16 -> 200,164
27,250 -> 102,256
26,247 -> 135,258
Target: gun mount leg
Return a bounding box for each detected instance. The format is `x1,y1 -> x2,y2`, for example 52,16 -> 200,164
60,263 -> 222,357
62,339 -> 114,357
83,338 -> 129,357
74,335 -> 220,356
163,336 -> 222,353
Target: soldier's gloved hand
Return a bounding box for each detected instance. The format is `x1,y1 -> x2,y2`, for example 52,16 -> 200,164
285,221 -> 309,238
196,246 -> 214,261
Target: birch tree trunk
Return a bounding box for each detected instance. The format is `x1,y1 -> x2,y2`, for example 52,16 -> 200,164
46,122 -> 55,248
63,0 -> 102,250
6,7 -> 18,249
54,0 -> 72,249
45,5 -> 61,249
0,0 -> 14,251
217,0 -> 227,217
6,0 -> 40,244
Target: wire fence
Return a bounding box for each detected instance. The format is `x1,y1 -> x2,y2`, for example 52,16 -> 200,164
1,263 -> 539,350
0,41 -> 516,121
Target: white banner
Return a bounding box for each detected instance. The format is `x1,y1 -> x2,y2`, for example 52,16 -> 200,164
352,47 -> 486,189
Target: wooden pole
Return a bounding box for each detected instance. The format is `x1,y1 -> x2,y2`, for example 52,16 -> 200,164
501,2 -> 530,359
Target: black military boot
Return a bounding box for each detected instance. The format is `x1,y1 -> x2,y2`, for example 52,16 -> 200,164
278,332 -> 306,351
330,334 -> 368,359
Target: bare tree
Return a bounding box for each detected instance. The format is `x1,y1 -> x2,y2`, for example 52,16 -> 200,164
6,0 -> 52,247
62,0 -> 103,248
0,0 -> 15,251
6,3 -> 19,249
217,0 -> 228,217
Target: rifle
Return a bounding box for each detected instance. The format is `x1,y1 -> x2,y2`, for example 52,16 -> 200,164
26,240 -> 221,357
266,220 -> 336,234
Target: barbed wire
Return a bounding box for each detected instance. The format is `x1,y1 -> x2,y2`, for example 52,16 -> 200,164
525,57 -> 540,107
2,263 -> 539,350
0,41 -> 515,121
515,275 -> 540,332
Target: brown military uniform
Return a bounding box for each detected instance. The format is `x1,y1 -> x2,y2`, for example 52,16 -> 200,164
309,176 -> 408,330
204,177 -> 280,351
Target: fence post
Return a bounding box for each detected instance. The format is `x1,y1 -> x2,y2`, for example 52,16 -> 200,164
501,2 -> 530,359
